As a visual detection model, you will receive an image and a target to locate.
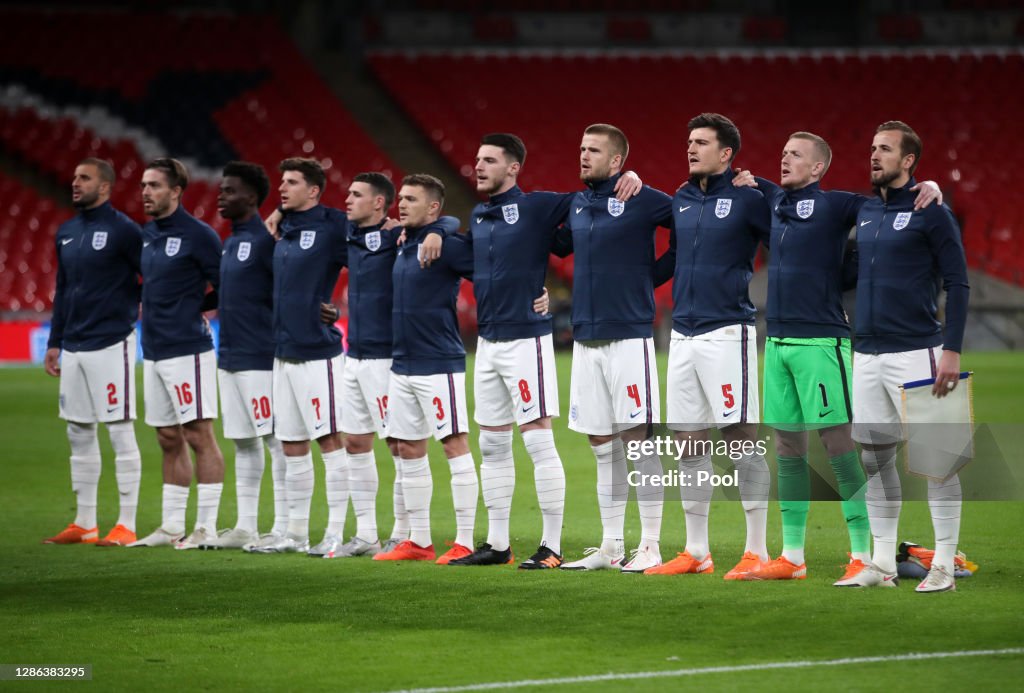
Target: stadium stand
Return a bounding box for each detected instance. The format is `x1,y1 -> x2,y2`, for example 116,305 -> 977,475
369,50 -> 1024,288
0,10 -> 402,313
0,170 -> 69,313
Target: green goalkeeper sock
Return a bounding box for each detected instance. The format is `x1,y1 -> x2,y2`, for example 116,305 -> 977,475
777,455 -> 810,563
829,450 -> 871,558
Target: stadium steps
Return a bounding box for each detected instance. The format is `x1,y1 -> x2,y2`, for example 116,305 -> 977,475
309,50 -> 479,226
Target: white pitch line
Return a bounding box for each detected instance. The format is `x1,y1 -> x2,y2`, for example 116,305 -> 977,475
386,647 -> 1024,693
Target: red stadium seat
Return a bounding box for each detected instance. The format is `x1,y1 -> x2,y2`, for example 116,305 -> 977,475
368,51 -> 1023,286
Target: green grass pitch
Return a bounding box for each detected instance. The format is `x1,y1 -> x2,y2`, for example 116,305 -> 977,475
1,351 -> 1022,691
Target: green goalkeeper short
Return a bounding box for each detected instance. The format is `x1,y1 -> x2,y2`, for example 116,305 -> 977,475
763,336 -> 853,431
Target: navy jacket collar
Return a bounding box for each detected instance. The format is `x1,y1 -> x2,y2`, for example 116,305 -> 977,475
154,205 -> 190,231
585,173 -> 621,197
405,219 -> 442,244
689,169 -> 735,195
353,219 -> 385,236
285,204 -> 325,226
489,185 -> 522,206
80,200 -> 113,222
230,215 -> 265,236
784,181 -> 820,202
875,176 -> 918,205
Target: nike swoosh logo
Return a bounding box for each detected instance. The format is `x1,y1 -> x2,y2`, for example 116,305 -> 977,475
61,238 -> 74,245
860,220 -> 871,226
314,422 -> 327,430
679,205 -> 691,213
475,217 -> 483,224
818,410 -> 834,418
179,407 -> 191,415
436,422 -> 446,430
722,410 -> 737,418
107,406 -> 119,413
575,207 -> 583,214
143,242 -> 151,247
522,404 -> 536,414
256,421 -> 268,428
629,410 -> 643,419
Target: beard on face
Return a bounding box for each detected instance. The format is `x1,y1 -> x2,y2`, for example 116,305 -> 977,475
72,190 -> 99,209
870,167 -> 901,189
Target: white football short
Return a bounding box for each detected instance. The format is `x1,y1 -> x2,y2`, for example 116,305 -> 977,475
58,333 -> 137,424
144,350 -> 218,427
667,324 -> 760,431
341,357 -> 392,438
218,368 -> 275,440
568,337 -> 659,436
386,371 -> 469,442
474,335 -> 560,427
273,354 -> 344,442
853,345 -> 942,445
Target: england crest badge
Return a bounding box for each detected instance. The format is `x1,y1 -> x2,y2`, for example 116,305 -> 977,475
608,198 -> 625,217
796,199 -> 815,219
715,198 -> 733,219
365,230 -> 381,252
300,230 -> 316,249
502,204 -> 519,224
165,237 -> 181,257
236,241 -> 251,261
893,212 -> 912,231
91,231 -> 107,250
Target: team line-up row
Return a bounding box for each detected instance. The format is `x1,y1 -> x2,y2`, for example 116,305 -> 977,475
43,114 -> 968,592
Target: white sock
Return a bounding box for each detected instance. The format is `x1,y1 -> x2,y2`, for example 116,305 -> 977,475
479,430 -> 515,552
162,483 -> 190,535
735,452 -> 770,561
68,422 -> 101,529
448,453 -> 479,548
401,455 -> 432,548
929,474 -> 962,572
679,454 -> 713,560
863,447 -> 902,572
522,428 -> 565,555
323,448 -> 349,536
632,445 -> 664,547
285,453 -> 314,540
233,437 -> 263,534
266,436 -> 287,535
107,421 -> 140,531
348,451 -> 379,543
389,450 -> 409,541
594,439 -> 626,551
196,482 -> 222,532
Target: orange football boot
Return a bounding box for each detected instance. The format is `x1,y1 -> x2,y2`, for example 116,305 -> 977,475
644,550 -> 714,575
435,541 -> 472,565
724,551 -> 768,580
96,524 -> 137,547
372,539 -> 436,561
43,523 -> 98,544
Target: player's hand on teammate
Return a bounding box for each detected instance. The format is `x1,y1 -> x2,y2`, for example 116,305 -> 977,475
419,232 -> 443,268
533,287 -> 549,315
614,170 -> 643,201
383,217 -> 401,232
932,349 -> 961,398
320,302 -> 340,325
264,208 -> 284,239
44,347 -> 61,377
732,168 -> 756,187
910,180 -> 943,210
